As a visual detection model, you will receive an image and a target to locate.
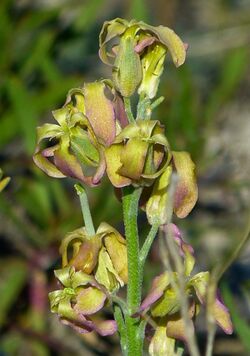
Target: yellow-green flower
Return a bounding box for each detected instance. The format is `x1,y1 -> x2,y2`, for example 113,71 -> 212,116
33,81 -> 125,186
146,150 -> 198,224
105,120 -> 171,187
99,18 -> 186,97
49,266 -> 117,336
138,224 -> 233,355
60,222 -> 128,292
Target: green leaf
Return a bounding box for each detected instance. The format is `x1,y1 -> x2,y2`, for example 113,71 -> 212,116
0,259 -> 27,327
7,77 -> 37,154
222,284 -> 250,352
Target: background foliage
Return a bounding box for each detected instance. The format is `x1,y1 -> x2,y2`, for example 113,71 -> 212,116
0,0 -> 250,355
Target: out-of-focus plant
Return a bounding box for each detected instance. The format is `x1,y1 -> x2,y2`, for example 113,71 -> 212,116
32,17 -> 234,356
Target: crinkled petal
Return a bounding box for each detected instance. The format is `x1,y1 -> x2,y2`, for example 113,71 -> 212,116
95,247 -> 122,291
54,267 -> 74,288
99,18 -> 128,65
172,151 -> 198,218
105,144 -> 132,187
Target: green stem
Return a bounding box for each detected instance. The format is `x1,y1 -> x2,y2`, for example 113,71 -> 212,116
74,184 -> 95,236
124,97 -> 135,123
139,224 -> 159,272
114,305 -> 127,355
151,96 -> 164,110
122,186 -> 142,356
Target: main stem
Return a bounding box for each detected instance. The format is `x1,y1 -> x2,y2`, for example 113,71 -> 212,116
122,186 -> 142,356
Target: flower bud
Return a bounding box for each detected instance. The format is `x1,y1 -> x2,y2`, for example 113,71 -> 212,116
138,42 -> 166,99
113,26 -> 142,97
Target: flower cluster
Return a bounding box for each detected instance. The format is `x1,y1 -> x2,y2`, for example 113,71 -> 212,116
33,17 -> 233,355
138,224 -> 233,355
49,223 -> 128,335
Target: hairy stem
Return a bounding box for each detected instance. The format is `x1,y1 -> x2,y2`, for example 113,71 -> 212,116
124,97 -> 135,123
75,184 -> 95,236
122,186 -> 143,356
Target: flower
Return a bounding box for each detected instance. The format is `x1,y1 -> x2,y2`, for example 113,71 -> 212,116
137,224 -> 233,354
49,266 -> 117,336
105,120 -> 171,187
33,81 -> 127,186
60,222 -> 128,292
146,150 -> 198,224
99,18 -> 186,97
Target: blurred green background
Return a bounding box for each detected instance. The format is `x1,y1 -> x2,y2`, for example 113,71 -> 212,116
0,0 -> 250,355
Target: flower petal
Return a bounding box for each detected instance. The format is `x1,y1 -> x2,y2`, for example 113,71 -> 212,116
92,319 -> 118,336
105,144 -> 132,187
137,22 -> 186,67
99,18 -> 128,65
213,297 -> 233,335
162,223 -> 195,276
146,166 -> 172,225
149,325 -> 176,356
74,287 -> 106,315
139,272 -> 171,312
95,247 -> 123,291
172,151 -> 198,218
119,138 -> 149,180
84,82 -> 116,146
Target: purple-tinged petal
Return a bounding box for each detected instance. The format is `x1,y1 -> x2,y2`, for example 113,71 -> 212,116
166,302 -> 196,342
137,22 -> 186,67
92,319 -> 118,336
139,273 -> 170,312
61,314 -> 94,334
113,94 -> 129,128
84,82 -> 116,146
162,223 -> 195,276
213,296 -> 233,334
172,151 -> 198,218
134,36 -> 156,53
33,147 -> 66,179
